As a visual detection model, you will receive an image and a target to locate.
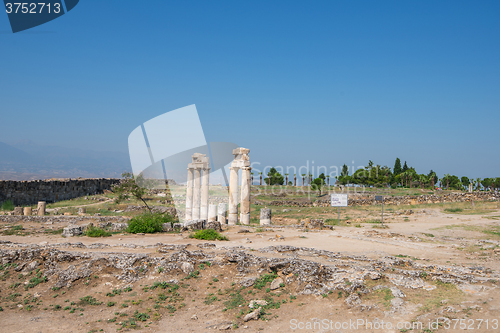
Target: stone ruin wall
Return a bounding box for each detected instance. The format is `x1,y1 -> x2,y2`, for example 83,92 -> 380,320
265,191 -> 499,207
0,178 -> 121,206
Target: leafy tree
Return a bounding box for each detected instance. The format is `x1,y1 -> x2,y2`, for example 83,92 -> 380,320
461,176 -> 470,188
393,158 -> 402,176
428,170 -> 438,188
114,172 -> 152,213
402,161 -> 408,173
264,168 -> 284,185
419,174 -> 428,189
311,176 -> 325,196
481,178 -> 494,191
341,164 -> 349,177
441,174 -> 461,190
494,178 -> 500,191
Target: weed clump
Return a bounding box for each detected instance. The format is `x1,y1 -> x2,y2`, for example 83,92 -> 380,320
85,225 -> 111,237
127,213 -> 173,234
189,229 -> 228,241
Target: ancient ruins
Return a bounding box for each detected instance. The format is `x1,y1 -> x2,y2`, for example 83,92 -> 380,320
228,148 -> 251,225
185,153 -> 210,221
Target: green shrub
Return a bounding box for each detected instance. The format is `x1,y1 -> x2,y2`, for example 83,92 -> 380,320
85,226 -> 111,237
1,200 -> 14,211
189,229 -> 228,241
444,208 -> 463,213
127,213 -> 173,234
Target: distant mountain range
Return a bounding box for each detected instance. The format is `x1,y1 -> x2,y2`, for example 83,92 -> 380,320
0,140 -> 131,180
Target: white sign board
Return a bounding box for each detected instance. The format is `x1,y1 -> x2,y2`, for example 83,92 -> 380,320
331,194 -> 348,207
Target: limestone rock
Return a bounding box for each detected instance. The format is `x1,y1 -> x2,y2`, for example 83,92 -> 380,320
270,277 -> 283,290
243,309 -> 260,322
62,225 -> 83,237
181,262 -> 194,275
249,300 -> 268,308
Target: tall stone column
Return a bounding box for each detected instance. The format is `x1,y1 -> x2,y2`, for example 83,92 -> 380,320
192,167 -> 202,220
185,168 -> 194,221
200,166 -> 210,220
240,166 -> 252,225
217,203 -> 227,224
228,167 -> 239,225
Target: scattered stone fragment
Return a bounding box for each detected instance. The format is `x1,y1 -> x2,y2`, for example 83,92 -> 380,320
243,309 -> 260,322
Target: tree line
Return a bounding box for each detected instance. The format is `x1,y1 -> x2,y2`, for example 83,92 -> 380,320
254,159 -> 500,191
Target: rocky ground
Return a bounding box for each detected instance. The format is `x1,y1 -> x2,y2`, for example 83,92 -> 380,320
1,201 -> 500,332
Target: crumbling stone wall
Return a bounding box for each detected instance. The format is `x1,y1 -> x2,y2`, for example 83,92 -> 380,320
266,191 -> 499,207
0,178 -> 120,206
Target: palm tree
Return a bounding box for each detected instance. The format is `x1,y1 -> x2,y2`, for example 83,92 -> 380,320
476,178 -> 481,191
409,174 -> 412,188
444,174 -> 450,190
285,173 -> 289,186
419,175 -> 428,189
301,174 -> 306,186
251,172 -> 254,185
294,174 -> 297,187
259,172 -> 263,186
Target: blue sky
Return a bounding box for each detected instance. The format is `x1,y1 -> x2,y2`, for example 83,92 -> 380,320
0,1 -> 499,178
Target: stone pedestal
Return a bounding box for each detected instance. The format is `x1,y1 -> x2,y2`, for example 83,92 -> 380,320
37,201 -> 46,216
260,208 -> 271,225
208,204 -> 217,222
193,168 -> 202,219
185,168 -> 194,221
228,167 -> 239,225
23,207 -> 32,216
14,207 -> 23,215
217,203 -> 227,224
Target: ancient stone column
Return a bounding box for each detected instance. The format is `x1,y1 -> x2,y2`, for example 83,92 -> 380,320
23,207 -> 32,216
240,166 -> 252,225
228,167 -> 239,225
217,203 -> 227,224
208,204 -> 217,222
37,201 -> 46,216
260,208 -> 271,225
14,207 -> 22,215
200,166 -> 210,220
185,168 -> 194,221
192,167 -> 202,220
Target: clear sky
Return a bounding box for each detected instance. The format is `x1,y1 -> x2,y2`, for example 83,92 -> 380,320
0,1 -> 499,178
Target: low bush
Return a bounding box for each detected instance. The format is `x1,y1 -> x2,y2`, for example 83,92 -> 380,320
127,213 -> 173,234
1,200 -> 14,211
85,226 -> 111,237
189,229 -> 228,241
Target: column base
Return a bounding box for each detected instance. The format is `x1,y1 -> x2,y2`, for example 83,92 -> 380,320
240,213 -> 250,225
228,213 -> 238,225
200,207 -> 208,220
